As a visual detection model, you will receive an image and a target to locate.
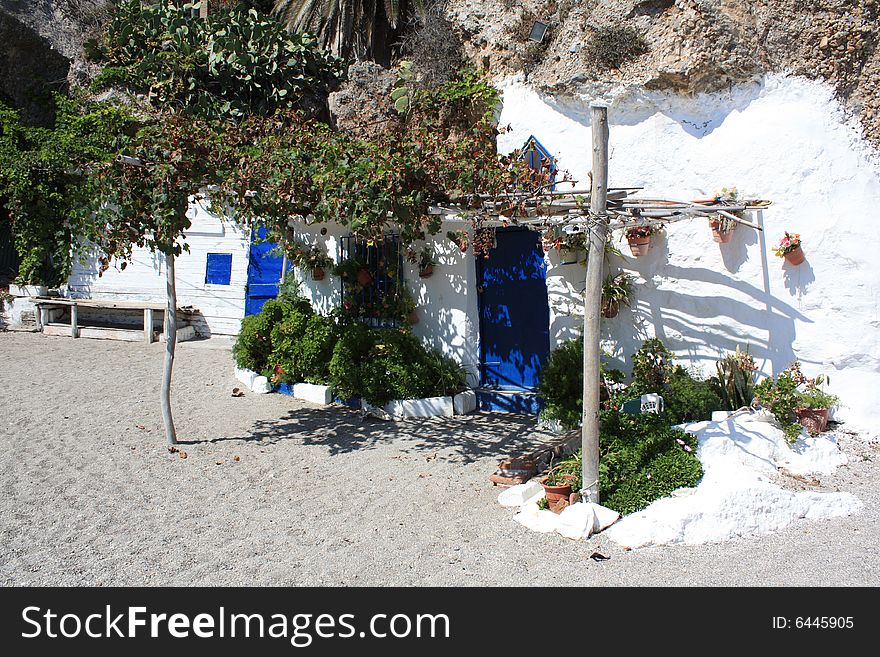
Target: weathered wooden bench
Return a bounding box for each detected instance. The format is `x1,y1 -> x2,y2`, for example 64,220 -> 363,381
31,297 -> 198,344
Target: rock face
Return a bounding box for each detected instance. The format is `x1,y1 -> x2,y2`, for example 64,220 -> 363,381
0,0 -> 108,123
328,61 -> 402,140
447,0 -> 880,146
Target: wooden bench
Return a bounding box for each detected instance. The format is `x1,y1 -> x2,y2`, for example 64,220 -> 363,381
31,297 -> 198,344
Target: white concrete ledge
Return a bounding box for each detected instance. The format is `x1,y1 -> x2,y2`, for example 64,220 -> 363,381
293,383 -> 333,405
384,396 -> 454,418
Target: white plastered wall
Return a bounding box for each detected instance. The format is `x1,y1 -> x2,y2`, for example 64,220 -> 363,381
495,73 -> 880,431
67,199 -> 250,335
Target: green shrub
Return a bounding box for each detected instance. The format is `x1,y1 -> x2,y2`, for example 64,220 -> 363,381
662,367 -> 722,424
537,412 -> 704,516
268,301 -> 317,383
537,336 -> 585,430
328,324 -> 466,406
232,299 -> 286,374
598,412 -> 703,515
631,338 -> 674,390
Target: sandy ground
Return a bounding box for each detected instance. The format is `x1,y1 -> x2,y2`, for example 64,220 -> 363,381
1,331 -> 877,587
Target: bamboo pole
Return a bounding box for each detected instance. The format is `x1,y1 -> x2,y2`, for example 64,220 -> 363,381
581,103 -> 609,505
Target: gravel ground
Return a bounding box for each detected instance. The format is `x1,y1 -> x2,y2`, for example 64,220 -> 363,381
1,331 -> 877,587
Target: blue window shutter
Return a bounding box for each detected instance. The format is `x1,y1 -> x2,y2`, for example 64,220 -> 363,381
205,253 -> 233,285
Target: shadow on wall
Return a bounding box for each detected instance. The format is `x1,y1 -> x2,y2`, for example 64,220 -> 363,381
720,223 -> 758,274
190,407 -> 561,464
545,78 -> 766,138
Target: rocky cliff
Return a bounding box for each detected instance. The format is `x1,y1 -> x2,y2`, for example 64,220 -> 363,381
448,0 -> 879,145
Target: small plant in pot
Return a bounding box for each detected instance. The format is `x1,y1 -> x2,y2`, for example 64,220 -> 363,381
624,223 -> 662,257
708,214 -> 737,243
796,374 -> 839,435
332,257 -> 373,288
286,241 -> 334,281
540,452 -> 583,513
446,229 -> 469,253
601,272 -> 634,319
772,231 -> 804,266
413,245 -> 436,278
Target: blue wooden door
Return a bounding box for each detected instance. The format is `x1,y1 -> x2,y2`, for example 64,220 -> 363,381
245,225 -> 286,316
478,228 -> 550,390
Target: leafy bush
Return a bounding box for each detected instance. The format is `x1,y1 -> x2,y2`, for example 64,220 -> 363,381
598,412 -> 703,515
537,412 -> 704,516
660,367 -> 722,424
537,336 -> 584,430
268,300 -> 317,383
329,325 -> 466,406
631,338 -> 674,390
232,299 -> 287,374
754,361 -> 840,442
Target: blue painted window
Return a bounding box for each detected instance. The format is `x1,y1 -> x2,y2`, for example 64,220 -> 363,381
521,135 -> 557,188
205,252 -> 233,285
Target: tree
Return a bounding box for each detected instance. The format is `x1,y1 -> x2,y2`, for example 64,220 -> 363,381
84,0 -> 344,445
272,0 -> 425,65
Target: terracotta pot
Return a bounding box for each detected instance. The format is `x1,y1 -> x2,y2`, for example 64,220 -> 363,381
312,266 -> 325,280
497,457 -> 537,480
711,228 -> 734,243
356,268 -> 373,287
408,309 -> 419,324
783,246 -> 805,266
418,264 -> 433,278
541,477 -> 573,507
627,236 -> 651,257
796,407 -> 829,434
458,242 -> 469,253
601,299 -> 619,318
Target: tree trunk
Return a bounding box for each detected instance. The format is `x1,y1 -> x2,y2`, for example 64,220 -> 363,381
162,252 -> 178,446
581,104 -> 609,504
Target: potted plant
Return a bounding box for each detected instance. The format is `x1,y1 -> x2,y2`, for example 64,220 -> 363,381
332,257 -> 373,288
286,241 -> 334,280
796,374 -> 839,434
416,245 -> 435,278
624,223 -> 662,257
446,229 -> 470,253
772,232 -> 804,266
539,452 -> 582,513
601,272 -> 634,318
708,215 -> 737,243
753,360 -> 839,442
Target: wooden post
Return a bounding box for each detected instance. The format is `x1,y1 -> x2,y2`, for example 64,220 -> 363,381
70,303 -> 79,338
581,103 -> 609,504
144,308 -> 154,344
162,254 -> 178,445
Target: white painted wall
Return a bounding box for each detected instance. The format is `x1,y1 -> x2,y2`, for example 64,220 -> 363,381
495,73 -> 880,431
67,199 -> 250,335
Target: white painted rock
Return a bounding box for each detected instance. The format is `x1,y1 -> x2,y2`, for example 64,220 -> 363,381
251,375 -> 271,394
513,503 -> 560,533
556,503 -> 596,540
590,503 -> 621,532
498,481 -> 544,508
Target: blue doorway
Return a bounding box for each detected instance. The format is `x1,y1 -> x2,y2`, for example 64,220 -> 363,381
244,225 -> 288,316
477,227 -> 550,412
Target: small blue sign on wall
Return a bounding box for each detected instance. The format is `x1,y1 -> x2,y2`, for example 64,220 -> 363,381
205,252 -> 233,285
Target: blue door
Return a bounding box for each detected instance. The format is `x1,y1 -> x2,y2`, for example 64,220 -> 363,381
478,228 -> 550,394
245,225 -> 287,316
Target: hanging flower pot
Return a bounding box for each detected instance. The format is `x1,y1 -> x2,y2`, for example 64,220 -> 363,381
408,309 -> 419,324
312,266 -> 325,281
708,218 -> 735,243
418,264 -> 434,278
356,268 -> 373,287
783,245 -> 805,266
601,298 -> 620,319
627,235 -> 651,257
